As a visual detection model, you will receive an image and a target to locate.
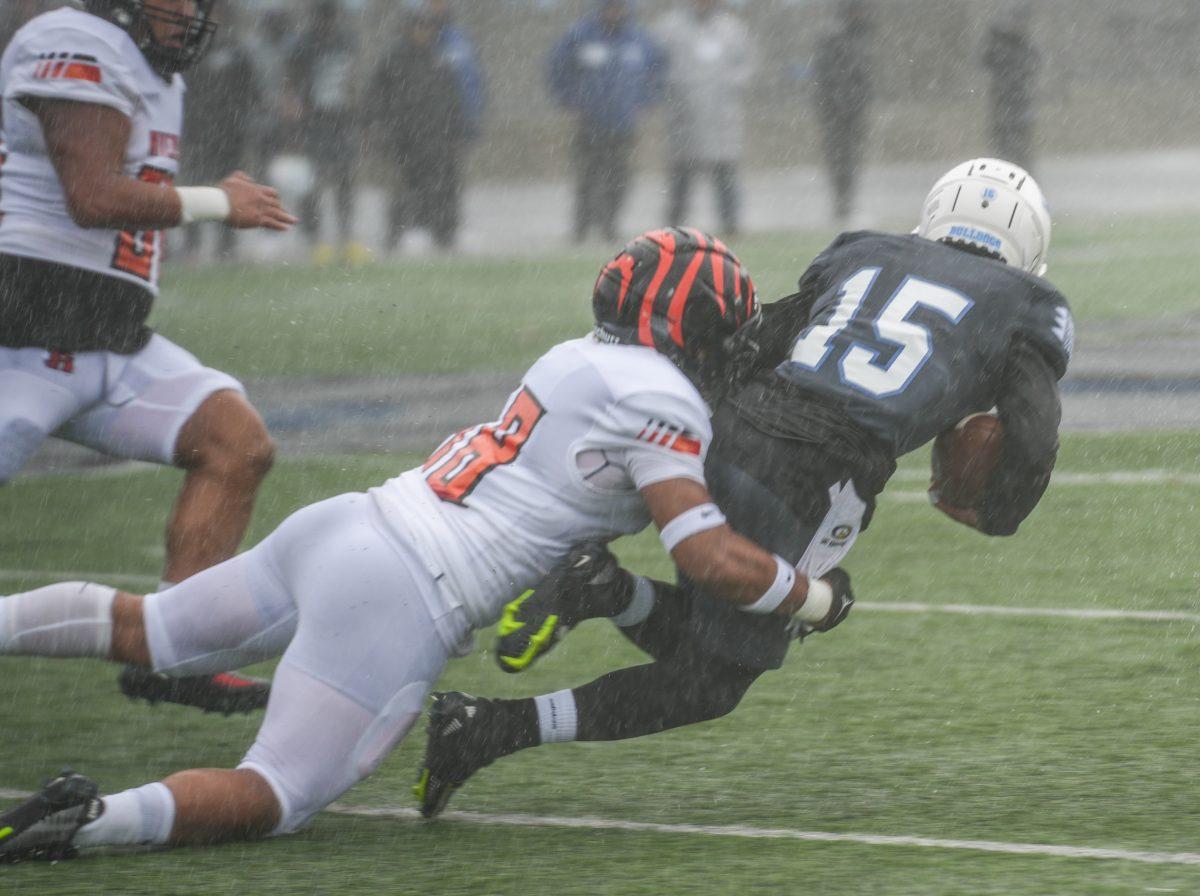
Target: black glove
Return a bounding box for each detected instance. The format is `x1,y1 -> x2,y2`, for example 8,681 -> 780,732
495,542 -> 633,672
792,567 -> 855,640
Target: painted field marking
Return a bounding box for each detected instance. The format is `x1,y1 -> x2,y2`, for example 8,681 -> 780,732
0,788 -> 1194,867
889,469 -> 1200,486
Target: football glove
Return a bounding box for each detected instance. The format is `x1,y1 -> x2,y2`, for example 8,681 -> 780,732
792,567 -> 854,640
495,542 -> 632,673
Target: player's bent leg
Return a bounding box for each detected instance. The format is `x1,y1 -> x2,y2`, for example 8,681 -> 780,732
167,389 -> 275,583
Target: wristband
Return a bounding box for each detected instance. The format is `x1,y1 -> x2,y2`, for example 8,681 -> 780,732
659,503 -> 726,553
741,555 -> 796,615
176,186 -> 231,224
794,577 -> 833,623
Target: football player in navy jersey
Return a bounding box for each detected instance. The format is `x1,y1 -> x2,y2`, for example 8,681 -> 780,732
416,158 -> 1073,817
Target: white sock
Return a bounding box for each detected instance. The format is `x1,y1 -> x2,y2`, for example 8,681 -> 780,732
74,782 -> 175,848
534,688 -> 578,744
0,582 -> 116,657
610,575 -> 656,628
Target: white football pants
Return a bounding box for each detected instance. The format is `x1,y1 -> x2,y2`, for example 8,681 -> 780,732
143,492 -> 470,833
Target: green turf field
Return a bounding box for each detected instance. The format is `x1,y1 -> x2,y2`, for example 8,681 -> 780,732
3,221 -> 1199,893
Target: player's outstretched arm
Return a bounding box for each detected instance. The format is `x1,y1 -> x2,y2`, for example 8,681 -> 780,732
640,478 -> 852,631
29,98 -> 297,232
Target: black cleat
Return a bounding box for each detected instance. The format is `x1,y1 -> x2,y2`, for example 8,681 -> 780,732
119,665 -> 270,715
414,692 -> 504,819
0,770 -> 102,863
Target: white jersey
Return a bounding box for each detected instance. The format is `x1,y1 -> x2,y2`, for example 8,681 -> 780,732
370,336 -> 712,629
0,8 -> 184,292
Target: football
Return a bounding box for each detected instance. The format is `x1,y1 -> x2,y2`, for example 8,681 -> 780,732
930,413 -> 1005,508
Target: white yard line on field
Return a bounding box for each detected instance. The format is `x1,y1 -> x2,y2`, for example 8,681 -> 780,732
0,568 -> 1196,625
889,469 -> 1200,486
0,788 -> 1195,867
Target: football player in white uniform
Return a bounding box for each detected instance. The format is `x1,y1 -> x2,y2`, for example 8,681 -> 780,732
0,2 -> 296,710
0,228 -> 853,859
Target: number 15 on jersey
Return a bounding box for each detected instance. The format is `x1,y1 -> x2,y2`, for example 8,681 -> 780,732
791,267 -> 974,398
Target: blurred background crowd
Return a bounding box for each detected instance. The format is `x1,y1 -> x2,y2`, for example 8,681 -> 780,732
4,0 -> 1199,263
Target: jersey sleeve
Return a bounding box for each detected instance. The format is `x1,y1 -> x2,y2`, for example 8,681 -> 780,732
977,337 -> 1062,536
1020,283 -> 1074,380
4,24 -> 139,118
602,390 -> 713,491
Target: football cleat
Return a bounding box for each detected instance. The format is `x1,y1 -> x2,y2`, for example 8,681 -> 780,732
0,770 -> 101,863
414,692 -> 503,819
495,542 -> 632,673
118,665 -> 270,715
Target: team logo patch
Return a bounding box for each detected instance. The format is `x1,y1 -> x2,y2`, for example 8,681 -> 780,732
637,419 -> 701,456
44,350 -> 75,374
821,524 -> 855,547
33,52 -> 102,84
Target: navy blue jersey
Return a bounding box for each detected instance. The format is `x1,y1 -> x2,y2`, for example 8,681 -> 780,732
774,231 -> 1072,457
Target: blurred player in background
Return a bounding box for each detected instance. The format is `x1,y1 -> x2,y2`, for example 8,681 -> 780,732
415,159 -> 1075,817
0,0 -> 295,710
0,228 -> 856,860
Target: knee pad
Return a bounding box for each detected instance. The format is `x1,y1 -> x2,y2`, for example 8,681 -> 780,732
0,418 -> 48,483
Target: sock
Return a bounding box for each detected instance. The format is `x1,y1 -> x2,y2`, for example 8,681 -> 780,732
0,582 -> 116,657
74,782 -> 175,848
533,688 -> 578,744
610,575 -> 656,627
488,697 -> 542,756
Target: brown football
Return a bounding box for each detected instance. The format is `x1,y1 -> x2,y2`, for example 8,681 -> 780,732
930,413 -> 1005,508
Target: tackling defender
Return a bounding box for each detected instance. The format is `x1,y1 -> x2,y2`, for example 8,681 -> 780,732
415,158 -> 1074,816
0,1 -> 296,711
0,228 -> 855,860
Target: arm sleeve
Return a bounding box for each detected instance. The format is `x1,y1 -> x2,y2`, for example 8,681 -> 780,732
4,26 -> 138,118
976,338 -> 1062,536
605,391 -> 712,491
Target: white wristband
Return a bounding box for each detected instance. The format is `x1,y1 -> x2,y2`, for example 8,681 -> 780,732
659,503 -> 726,553
742,555 -> 796,615
795,578 -> 833,623
176,186 -> 231,224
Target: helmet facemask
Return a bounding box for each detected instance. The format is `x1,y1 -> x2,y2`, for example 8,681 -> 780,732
87,1 -> 219,76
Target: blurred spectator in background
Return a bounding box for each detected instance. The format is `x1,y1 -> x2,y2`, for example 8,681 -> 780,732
812,0 -> 873,227
655,0 -> 753,237
289,0 -> 366,265
983,4 -> 1040,172
423,0 -> 486,146
373,7 -> 469,251
181,11 -> 262,262
548,0 -> 667,243
0,0 -> 44,57
247,7 -> 299,160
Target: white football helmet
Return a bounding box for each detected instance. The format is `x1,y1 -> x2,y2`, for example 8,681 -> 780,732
916,158 -> 1051,277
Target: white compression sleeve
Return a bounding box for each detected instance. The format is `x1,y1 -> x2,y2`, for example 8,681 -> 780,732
0,582 -> 116,657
